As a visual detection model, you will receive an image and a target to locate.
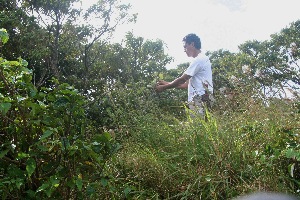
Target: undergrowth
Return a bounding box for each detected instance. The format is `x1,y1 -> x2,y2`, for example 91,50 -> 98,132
97,97 -> 300,199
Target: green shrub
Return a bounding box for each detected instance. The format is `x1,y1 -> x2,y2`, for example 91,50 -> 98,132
0,30 -> 118,199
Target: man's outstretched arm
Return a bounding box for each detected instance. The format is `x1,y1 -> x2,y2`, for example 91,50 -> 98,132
155,74 -> 191,92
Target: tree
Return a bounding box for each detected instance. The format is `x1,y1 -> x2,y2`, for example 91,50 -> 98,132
237,21 -> 300,98
207,20 -> 300,101
269,20 -> 300,92
0,0 -> 136,88
0,0 -> 50,85
119,32 -> 172,83
207,49 -> 237,91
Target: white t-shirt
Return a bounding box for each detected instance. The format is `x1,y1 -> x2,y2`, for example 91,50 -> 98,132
184,53 -> 213,102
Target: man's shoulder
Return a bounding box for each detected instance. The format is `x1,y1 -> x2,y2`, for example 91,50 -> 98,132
192,54 -> 210,66
196,53 -> 210,61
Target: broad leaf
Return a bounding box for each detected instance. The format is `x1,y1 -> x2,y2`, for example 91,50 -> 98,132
0,149 -> 9,159
0,28 -> 9,44
0,102 -> 11,115
40,130 -> 53,140
26,158 -> 36,177
76,178 -> 83,191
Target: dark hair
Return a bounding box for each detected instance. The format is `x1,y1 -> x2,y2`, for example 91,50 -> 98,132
182,33 -> 201,50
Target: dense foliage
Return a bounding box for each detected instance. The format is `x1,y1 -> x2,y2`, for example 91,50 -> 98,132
1,0 -> 300,199
0,30 -> 121,199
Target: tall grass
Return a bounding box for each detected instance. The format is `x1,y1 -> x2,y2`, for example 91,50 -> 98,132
97,96 -> 300,199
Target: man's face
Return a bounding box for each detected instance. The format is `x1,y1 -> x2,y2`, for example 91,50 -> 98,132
183,42 -> 194,57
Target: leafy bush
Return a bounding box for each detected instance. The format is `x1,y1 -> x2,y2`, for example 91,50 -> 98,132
0,30 -> 118,199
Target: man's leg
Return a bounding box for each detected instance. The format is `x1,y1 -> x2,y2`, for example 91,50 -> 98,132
188,95 -> 205,118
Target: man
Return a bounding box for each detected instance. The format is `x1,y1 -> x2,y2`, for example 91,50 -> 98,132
155,33 -> 213,117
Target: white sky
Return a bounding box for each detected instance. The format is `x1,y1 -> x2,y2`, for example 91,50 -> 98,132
88,0 -> 300,68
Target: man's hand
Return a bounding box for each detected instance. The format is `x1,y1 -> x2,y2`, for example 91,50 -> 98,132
154,75 -> 190,92
157,80 -> 169,85
155,80 -> 169,93
155,84 -> 166,93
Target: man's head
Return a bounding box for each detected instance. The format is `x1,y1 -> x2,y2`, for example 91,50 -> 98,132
182,33 -> 201,57
183,33 -> 201,50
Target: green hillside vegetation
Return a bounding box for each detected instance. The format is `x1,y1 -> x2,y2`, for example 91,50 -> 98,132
0,1 -> 300,199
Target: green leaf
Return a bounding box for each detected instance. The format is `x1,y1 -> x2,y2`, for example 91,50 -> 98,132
100,178 -> 108,187
0,102 -> 11,115
286,148 -> 297,159
15,179 -> 23,189
50,176 -> 60,188
159,73 -> 164,79
0,28 -> 9,44
40,130 -> 53,140
17,152 -> 30,159
36,183 -> 49,193
26,158 -> 36,177
25,190 -> 35,198
30,87 -> 37,97
124,187 -> 132,197
86,184 -> 96,196
205,176 -> 212,182
61,137 -> 70,151
18,57 -> 28,67
8,61 -> 20,66
0,149 -> 9,159
37,145 -> 49,152
76,178 -> 83,191
45,188 -> 52,197
36,182 -> 53,197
